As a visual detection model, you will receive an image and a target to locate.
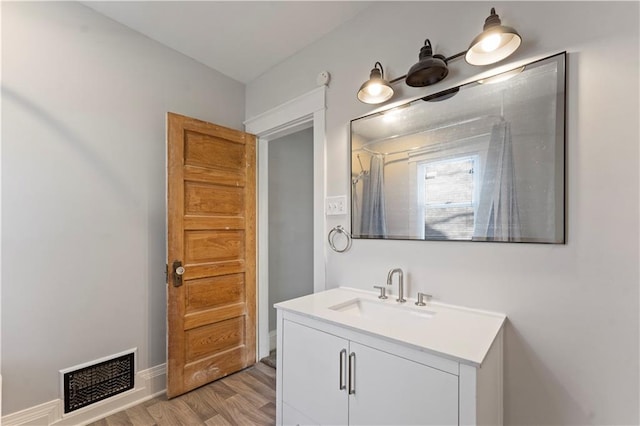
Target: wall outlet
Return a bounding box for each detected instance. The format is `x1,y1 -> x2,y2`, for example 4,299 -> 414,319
326,195 -> 347,215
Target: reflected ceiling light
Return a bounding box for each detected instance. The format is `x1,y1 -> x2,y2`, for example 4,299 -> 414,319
357,62 -> 394,104
382,104 -> 408,122
477,66 -> 525,84
465,8 -> 522,66
406,40 -> 449,87
356,6 -> 522,104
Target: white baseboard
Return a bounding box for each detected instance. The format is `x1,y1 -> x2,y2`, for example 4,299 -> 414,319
1,400 -> 62,426
2,364 -> 166,426
269,329 -> 277,351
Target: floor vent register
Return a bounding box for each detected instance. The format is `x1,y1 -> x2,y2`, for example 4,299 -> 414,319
63,351 -> 135,413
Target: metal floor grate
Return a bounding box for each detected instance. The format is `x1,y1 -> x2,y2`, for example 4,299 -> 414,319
63,352 -> 135,413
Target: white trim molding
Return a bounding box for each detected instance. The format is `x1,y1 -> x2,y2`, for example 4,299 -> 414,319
1,400 -> 62,426
245,86 -> 327,360
1,364 -> 166,426
244,86 -> 325,136
269,329 -> 277,351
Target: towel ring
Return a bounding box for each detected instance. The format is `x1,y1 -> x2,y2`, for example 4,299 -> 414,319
328,225 -> 352,253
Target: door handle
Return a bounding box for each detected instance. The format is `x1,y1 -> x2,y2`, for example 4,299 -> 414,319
339,349 -> 347,390
348,352 -> 356,395
172,260 -> 184,287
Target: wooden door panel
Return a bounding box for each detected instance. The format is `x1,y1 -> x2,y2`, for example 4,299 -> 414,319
184,230 -> 244,264
167,112 -> 256,398
184,182 -> 244,215
185,274 -> 245,312
184,131 -> 245,169
184,302 -> 246,330
183,346 -> 247,390
186,317 -> 245,362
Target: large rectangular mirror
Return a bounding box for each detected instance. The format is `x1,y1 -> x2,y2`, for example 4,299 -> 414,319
351,52 -> 565,243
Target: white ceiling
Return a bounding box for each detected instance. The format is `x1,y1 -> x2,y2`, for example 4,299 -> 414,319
83,1 -> 372,83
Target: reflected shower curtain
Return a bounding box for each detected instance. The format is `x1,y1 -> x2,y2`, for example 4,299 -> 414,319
473,122 -> 521,241
361,154 -> 387,238
352,173 -> 363,236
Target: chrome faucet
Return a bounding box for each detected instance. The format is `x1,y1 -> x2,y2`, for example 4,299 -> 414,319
386,268 -> 406,303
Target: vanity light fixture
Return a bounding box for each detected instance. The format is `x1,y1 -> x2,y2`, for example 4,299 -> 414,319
356,7 -> 521,104
357,62 -> 395,104
465,8 -> 522,66
405,40 -> 449,87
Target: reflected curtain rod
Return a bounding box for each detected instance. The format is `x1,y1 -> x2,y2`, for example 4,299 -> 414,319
353,114 -> 504,155
380,131 -> 493,158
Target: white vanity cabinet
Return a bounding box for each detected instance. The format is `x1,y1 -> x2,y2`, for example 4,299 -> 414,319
275,288 -> 505,426
281,319 -> 458,425
281,319 -> 348,425
348,341 -> 458,425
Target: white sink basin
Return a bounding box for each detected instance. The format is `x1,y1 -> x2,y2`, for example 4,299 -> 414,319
329,298 -> 436,325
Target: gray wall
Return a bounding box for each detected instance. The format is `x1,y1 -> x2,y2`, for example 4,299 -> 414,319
2,2 -> 245,414
247,2 -> 639,424
268,128 -> 314,332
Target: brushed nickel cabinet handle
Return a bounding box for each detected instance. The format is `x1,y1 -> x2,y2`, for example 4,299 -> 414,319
348,352 -> 356,395
339,349 -> 347,390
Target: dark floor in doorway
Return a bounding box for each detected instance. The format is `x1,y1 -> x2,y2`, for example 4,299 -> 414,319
260,350 -> 276,369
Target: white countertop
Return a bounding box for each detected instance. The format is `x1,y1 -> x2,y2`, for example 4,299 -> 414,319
275,287 -> 506,367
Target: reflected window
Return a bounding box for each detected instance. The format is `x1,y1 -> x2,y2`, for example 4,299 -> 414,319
419,156 -> 478,239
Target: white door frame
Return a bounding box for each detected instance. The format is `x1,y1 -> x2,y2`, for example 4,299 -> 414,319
244,86 -> 327,360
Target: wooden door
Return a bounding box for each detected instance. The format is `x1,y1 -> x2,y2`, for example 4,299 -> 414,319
167,112 -> 256,398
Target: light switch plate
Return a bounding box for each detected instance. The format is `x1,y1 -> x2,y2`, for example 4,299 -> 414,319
326,195 -> 347,215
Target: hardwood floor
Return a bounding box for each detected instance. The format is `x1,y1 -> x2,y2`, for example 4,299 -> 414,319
88,363 -> 276,426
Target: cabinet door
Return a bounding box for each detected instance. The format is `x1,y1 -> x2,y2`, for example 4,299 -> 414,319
282,320 -> 349,425
348,342 -> 458,426
282,402 -> 319,426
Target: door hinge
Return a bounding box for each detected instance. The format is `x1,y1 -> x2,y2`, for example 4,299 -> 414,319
165,264 -> 168,284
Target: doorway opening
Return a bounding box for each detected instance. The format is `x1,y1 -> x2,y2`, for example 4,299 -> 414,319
244,86 -> 327,361
263,128 -> 314,366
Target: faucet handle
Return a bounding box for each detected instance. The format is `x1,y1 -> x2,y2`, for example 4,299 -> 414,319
373,286 -> 388,299
415,292 -> 432,306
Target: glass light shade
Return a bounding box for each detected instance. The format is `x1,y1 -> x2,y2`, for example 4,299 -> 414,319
357,65 -> 394,104
465,8 -> 522,66
357,80 -> 394,104
466,29 -> 521,66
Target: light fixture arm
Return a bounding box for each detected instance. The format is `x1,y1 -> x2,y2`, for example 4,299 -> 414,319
445,50 -> 467,62
366,61 -> 386,82
483,7 -> 501,30
373,61 -> 384,78
387,48 -> 467,85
